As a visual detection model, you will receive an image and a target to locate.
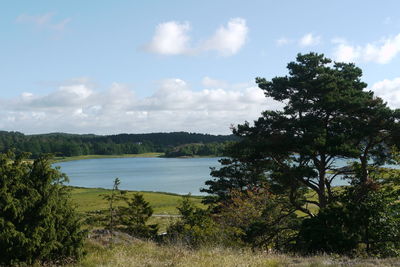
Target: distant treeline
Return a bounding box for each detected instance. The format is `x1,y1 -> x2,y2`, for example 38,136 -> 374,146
0,131 -> 237,158
164,142 -> 228,157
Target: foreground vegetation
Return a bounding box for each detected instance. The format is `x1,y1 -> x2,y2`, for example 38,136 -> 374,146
2,151 -> 400,266
57,185 -> 400,266
0,152 -> 85,265
74,239 -> 400,267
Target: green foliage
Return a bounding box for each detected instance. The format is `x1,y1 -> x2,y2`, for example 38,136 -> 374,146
216,187 -> 299,250
119,193 -> 158,238
164,142 -> 229,157
0,151 -> 85,265
166,196 -> 226,247
297,175 -> 400,257
297,203 -> 359,255
98,184 -> 159,239
202,156 -> 269,204
166,190 -> 299,250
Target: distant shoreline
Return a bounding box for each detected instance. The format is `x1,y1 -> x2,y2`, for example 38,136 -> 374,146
67,185 -> 204,198
52,153 -> 220,163
52,152 -> 164,163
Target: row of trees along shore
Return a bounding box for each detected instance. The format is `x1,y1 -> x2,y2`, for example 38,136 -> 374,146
1,53 -> 400,265
0,131 -> 235,157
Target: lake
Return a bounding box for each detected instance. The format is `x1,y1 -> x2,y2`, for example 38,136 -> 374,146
55,157 -> 383,195
54,157 -> 220,195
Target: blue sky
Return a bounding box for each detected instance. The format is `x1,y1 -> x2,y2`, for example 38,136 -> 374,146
1,1 -> 400,134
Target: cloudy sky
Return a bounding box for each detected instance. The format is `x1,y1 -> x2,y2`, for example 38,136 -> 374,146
1,0 -> 400,134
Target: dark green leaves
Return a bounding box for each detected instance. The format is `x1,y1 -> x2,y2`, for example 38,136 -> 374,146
0,151 -> 85,265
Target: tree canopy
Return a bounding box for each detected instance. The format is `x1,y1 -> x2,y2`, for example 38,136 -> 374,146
200,52 -> 400,256
203,52 -> 400,215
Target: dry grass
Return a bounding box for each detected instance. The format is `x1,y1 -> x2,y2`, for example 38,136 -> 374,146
71,239 -> 400,267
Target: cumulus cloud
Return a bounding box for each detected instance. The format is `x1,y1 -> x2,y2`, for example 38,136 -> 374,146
0,79 -> 282,135
299,33 -> 321,47
201,77 -> 228,88
16,12 -> 71,32
10,84 -> 94,110
144,18 -> 248,56
202,18 -> 248,56
371,77 -> 400,108
144,21 -> 191,55
332,34 -> 400,64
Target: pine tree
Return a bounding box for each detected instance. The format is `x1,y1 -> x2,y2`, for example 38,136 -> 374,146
119,193 -> 158,238
0,151 -> 85,265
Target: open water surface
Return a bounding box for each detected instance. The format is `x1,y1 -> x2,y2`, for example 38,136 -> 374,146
55,157 -> 393,195
54,157 -> 220,195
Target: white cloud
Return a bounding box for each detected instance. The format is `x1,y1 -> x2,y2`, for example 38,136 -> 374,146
144,18 -> 248,56
202,18 -> 248,56
23,84 -> 94,108
144,21 -> 191,55
8,77 -> 400,135
16,12 -> 71,32
333,42 -> 360,63
299,33 -> 321,47
0,79 -> 282,134
202,77 -> 228,88
371,77 -> 400,108
332,34 -> 400,64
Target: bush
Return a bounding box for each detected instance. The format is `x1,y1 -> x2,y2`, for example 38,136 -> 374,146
166,189 -> 299,250
165,195 -> 227,247
0,151 -> 85,265
216,187 -> 299,250
119,193 -> 158,239
297,182 -> 400,257
296,203 -> 359,255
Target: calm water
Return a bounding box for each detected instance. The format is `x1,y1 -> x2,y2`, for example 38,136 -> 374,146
55,157 -> 396,195
54,157 -> 220,195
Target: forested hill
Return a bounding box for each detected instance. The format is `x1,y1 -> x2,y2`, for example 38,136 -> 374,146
0,131 -> 236,158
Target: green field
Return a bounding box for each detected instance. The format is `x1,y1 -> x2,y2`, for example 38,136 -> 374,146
70,186 -> 205,231
70,186 -> 204,214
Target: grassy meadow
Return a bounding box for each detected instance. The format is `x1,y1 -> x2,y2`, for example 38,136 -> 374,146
70,186 -> 204,232
70,187 -> 204,214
